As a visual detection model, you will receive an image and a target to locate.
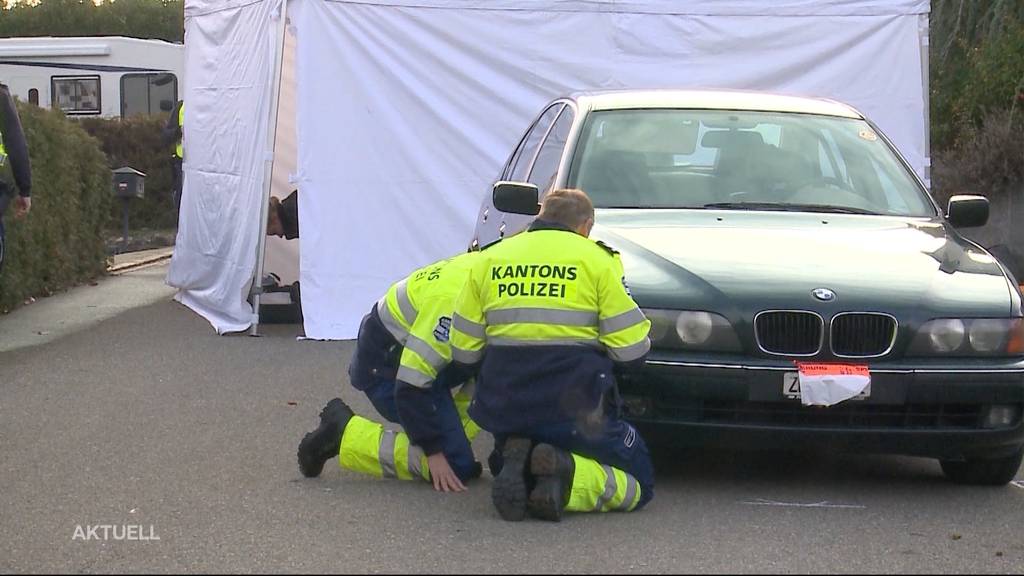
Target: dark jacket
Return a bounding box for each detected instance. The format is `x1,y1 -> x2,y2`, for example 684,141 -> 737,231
161,100 -> 184,148
0,83 -> 32,199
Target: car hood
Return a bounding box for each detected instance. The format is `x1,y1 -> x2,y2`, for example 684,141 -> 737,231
592,209 -> 1018,319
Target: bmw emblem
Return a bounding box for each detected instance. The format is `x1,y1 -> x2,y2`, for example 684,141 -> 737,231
812,288 -> 837,302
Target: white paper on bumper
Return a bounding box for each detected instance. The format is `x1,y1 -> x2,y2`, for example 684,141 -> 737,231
798,364 -> 871,407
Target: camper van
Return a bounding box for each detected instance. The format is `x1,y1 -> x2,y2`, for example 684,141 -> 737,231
0,36 -> 184,118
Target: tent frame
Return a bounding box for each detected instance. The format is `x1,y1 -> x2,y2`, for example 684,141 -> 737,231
249,0 -> 290,336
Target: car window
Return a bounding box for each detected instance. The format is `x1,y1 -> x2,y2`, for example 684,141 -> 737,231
567,109 -> 936,217
527,105 -> 574,194
870,156 -> 909,213
507,103 -> 563,181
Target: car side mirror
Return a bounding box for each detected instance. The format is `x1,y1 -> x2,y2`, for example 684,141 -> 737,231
159,99 -> 174,112
493,181 -> 540,215
947,195 -> 989,228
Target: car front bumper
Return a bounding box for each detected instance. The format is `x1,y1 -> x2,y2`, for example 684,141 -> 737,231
619,353 -> 1024,460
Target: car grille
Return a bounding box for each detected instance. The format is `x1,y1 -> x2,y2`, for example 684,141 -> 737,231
755,311 -> 821,355
656,400 -> 988,430
831,313 -> 896,357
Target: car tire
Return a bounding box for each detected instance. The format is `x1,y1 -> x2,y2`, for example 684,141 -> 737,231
940,448 -> 1024,486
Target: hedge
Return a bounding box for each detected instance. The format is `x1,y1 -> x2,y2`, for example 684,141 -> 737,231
0,102 -> 112,313
78,115 -> 179,231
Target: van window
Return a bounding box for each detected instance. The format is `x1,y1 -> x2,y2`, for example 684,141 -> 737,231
121,73 -> 178,117
52,76 -> 101,115
28,89 -> 39,106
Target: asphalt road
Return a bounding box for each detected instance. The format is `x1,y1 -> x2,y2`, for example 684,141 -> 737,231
1,263 -> 1023,573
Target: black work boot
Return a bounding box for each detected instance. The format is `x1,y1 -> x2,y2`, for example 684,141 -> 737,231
527,443 -> 575,522
491,437 -> 532,521
297,398 -> 354,478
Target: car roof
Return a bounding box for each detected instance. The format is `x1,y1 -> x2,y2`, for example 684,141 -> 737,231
569,89 -> 863,119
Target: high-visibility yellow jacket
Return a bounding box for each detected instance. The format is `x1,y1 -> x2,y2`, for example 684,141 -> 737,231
367,251 -> 480,454
451,220 -> 651,432
175,102 -> 184,159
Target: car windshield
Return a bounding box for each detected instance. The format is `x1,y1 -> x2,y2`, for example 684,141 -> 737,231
566,109 -> 936,217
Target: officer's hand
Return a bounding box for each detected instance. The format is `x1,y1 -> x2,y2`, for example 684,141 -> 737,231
13,196 -> 30,218
426,452 -> 466,493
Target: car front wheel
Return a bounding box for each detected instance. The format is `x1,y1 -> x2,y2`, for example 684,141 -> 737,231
940,448 -> 1024,486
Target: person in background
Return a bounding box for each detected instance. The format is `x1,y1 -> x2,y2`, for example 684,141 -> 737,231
0,82 -> 33,274
161,99 -> 184,223
266,189 -> 298,239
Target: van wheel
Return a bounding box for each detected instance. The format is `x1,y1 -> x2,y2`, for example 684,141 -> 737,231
940,448 -> 1023,485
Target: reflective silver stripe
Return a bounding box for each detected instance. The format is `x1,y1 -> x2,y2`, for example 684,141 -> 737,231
599,308 -> 647,335
453,313 -> 486,340
403,334 -> 447,370
488,337 -> 602,348
487,308 -> 597,327
397,365 -> 433,388
593,465 -> 618,512
379,430 -> 398,479
617,475 -> 639,512
607,338 -> 651,362
407,444 -> 426,479
377,297 -> 409,342
452,346 -> 483,364
394,280 -> 417,325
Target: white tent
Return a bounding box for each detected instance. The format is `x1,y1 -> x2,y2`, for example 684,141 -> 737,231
168,0 -> 932,340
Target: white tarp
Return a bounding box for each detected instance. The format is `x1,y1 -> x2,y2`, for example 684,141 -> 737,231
173,0 -> 930,338
291,0 -> 929,339
168,0 -> 282,333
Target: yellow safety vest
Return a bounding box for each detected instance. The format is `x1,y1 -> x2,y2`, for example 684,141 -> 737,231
175,103 -> 184,159
0,127 -> 6,165
376,251 -> 480,388
451,228 -> 650,364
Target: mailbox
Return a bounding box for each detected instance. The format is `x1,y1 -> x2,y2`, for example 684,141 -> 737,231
113,167 -> 146,199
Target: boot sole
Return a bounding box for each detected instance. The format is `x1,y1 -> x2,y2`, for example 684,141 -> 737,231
527,476 -> 563,522
492,437 -> 531,522
530,443 -> 563,476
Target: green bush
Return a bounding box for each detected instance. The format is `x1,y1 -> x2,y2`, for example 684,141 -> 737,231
0,102 -> 112,313
930,1 -> 1024,150
78,115 -> 179,231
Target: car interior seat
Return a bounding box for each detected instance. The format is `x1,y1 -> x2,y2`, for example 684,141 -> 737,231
703,130 -> 767,201
577,148 -> 655,207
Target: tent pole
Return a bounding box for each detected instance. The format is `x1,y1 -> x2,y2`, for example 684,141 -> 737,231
250,0 -> 290,337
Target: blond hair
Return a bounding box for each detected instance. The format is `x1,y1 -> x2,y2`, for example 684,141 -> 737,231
538,188 -> 594,230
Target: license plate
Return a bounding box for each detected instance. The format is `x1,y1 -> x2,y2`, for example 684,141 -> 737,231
783,372 -> 870,400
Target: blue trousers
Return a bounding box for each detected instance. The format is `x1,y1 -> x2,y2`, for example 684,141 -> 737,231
494,410 -> 655,510
359,374 -> 479,482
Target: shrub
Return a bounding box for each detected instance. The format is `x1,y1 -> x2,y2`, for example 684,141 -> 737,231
0,102 -> 112,313
932,109 -> 1024,206
78,115 -> 179,231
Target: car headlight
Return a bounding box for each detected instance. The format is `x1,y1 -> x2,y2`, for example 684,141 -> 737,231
643,309 -> 741,352
908,318 -> 1024,356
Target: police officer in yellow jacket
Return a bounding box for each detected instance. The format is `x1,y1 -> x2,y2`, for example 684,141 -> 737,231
161,100 -> 184,221
451,188 -> 654,521
297,251 -> 483,492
